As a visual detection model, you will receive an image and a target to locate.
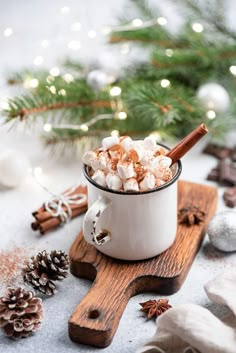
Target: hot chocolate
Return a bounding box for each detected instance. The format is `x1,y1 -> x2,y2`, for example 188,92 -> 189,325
82,135 -> 173,192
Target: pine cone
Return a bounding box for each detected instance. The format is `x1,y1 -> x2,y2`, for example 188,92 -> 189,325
23,250 -> 69,296
0,287 -> 43,339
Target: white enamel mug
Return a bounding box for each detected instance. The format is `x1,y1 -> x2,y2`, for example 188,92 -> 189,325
83,144 -> 182,261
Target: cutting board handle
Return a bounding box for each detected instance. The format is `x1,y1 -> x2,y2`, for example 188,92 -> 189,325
69,265 -> 134,348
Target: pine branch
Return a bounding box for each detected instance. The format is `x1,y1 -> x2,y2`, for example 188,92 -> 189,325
2,0 -> 236,151
152,45 -> 236,70
123,81 -> 204,132
177,0 -> 236,41
7,99 -> 111,120
109,27 -> 172,46
4,76 -> 112,122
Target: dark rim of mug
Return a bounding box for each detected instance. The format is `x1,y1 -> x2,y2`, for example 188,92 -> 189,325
83,142 -> 182,196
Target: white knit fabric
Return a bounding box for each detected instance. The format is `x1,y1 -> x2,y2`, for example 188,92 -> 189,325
137,271 -> 236,353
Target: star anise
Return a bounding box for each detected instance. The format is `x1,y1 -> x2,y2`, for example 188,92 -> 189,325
178,205 -> 205,226
139,298 -> 172,319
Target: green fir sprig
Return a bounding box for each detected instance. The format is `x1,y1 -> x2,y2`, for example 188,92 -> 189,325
2,0 -> 236,150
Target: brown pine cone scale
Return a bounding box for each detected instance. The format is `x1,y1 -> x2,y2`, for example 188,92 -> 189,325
0,288 -> 43,339
23,250 -> 69,296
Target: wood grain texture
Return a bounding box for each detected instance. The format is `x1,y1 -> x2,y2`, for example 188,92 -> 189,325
68,180 -> 217,348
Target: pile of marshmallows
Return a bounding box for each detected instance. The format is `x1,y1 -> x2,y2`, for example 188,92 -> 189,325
83,135 -> 173,192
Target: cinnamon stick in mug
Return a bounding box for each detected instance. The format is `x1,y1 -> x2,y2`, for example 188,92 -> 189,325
166,123 -> 208,165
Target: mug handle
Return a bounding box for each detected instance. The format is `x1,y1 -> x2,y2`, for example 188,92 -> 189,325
83,196 -> 112,246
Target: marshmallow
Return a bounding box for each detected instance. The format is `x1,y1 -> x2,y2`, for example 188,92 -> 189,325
133,140 -> 144,148
102,136 -> 119,151
117,161 -> 135,179
161,168 -> 173,182
123,178 -> 139,192
85,134 -> 173,193
134,164 -> 148,182
153,146 -> 166,156
120,136 -> 133,152
90,156 -> 101,171
157,156 -> 172,168
82,150 -> 97,167
143,136 -> 157,151
90,152 -> 109,171
132,140 -> 144,161
149,156 -> 162,170
108,144 -> 124,159
154,165 -> 172,181
106,172 -> 122,191
139,172 -> 155,191
140,150 -> 155,167
123,149 -> 139,164
91,169 -> 107,187
147,155 -> 172,171
107,158 -> 118,171
155,178 -> 165,187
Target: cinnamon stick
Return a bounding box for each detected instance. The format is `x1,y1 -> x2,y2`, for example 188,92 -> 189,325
166,123 -> 208,165
34,198 -> 87,223
31,185 -> 88,235
32,205 -> 88,235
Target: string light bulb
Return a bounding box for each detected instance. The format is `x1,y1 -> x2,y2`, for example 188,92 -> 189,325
43,123 -> 52,132
24,78 -> 39,89
46,75 -> 55,84
49,85 -> 56,94
110,86 -> 122,96
80,124 -> 89,132
118,111 -> 127,120
192,23 -> 204,33
206,110 -> 216,120
160,79 -> 170,88
165,49 -> 173,57
29,78 -> 39,88
63,73 -> 74,83
58,89 -> 66,96
229,65 -> 236,76
132,19 -> 143,27
157,17 -> 167,26
49,67 -> 60,77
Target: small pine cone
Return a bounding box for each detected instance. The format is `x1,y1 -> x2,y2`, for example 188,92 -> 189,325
0,287 -> 43,339
23,250 -> 69,296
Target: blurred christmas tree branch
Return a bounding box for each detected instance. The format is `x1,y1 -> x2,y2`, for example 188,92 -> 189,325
2,0 -> 236,150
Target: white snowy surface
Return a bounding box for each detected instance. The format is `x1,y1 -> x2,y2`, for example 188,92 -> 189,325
0,1 -> 236,352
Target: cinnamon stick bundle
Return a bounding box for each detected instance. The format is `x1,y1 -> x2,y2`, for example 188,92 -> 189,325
32,185 -> 88,235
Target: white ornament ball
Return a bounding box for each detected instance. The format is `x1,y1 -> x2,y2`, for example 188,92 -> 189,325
0,150 -> 30,188
87,70 -> 108,90
197,83 -> 230,113
207,211 -> 236,252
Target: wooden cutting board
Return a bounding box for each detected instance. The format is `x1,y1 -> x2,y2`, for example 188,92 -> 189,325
68,180 -> 217,348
